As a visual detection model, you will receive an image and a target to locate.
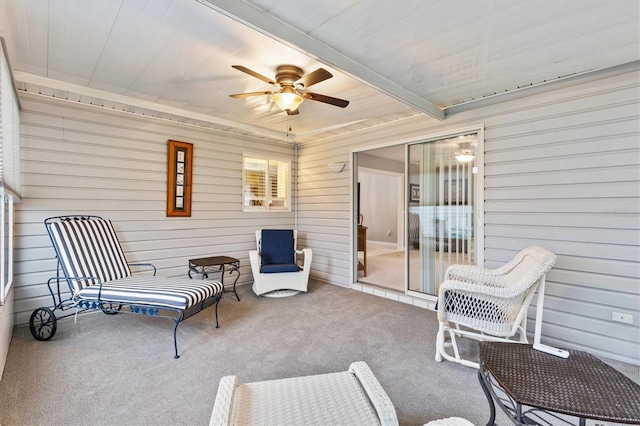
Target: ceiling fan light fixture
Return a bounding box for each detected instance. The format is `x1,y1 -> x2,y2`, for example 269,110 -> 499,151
455,149 -> 475,163
272,87 -> 303,112
230,65 -> 349,115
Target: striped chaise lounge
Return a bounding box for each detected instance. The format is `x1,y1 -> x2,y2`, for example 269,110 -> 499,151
29,215 -> 224,359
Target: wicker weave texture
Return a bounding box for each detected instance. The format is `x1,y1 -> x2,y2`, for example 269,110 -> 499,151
209,362 -> 398,426
349,361 -> 399,425
210,375 -> 237,426
480,342 -> 640,423
438,246 -> 556,336
435,246 -> 557,368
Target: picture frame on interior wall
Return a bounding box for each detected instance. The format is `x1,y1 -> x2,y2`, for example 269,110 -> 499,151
167,140 -> 193,217
444,179 -> 467,205
410,183 -> 420,203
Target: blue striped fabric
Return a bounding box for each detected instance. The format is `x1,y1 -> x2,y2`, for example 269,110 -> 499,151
48,218 -> 131,292
78,276 -> 224,310
47,217 -> 223,310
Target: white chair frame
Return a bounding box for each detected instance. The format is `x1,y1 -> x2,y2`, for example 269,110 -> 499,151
435,246 -> 557,368
249,230 -> 313,296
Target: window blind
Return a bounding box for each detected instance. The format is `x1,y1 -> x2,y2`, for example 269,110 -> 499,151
243,155 -> 291,211
244,158 -> 267,207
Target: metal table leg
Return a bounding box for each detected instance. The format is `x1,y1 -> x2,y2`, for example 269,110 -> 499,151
478,369 -> 496,426
221,262 -> 240,301
188,257 -> 241,301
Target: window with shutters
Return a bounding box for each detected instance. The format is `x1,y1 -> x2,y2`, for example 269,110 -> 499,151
0,36 -> 21,306
242,155 -> 291,211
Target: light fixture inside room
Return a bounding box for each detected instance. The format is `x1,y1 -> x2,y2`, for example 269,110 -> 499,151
455,149 -> 475,163
272,86 -> 304,112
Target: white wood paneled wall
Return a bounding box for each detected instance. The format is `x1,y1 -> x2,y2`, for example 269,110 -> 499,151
11,64 -> 640,364
14,93 -> 295,325
297,64 -> 640,365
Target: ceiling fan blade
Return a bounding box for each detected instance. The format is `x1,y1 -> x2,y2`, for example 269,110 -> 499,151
297,68 -> 332,88
229,91 -> 274,98
303,92 -> 349,108
286,108 -> 300,115
231,65 -> 277,85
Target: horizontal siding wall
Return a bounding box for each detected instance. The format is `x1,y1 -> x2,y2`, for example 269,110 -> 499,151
299,63 -> 640,364
15,93 -> 295,325
297,155 -> 352,284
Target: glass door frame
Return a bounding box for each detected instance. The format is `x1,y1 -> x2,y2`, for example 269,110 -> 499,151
349,124 -> 485,293
405,125 -> 485,301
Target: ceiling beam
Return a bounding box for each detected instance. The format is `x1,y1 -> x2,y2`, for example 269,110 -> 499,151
198,0 -> 445,121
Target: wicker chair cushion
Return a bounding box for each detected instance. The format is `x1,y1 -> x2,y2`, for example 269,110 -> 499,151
231,372 -> 379,424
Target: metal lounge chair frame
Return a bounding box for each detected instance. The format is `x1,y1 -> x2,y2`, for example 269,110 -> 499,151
29,215 -> 224,359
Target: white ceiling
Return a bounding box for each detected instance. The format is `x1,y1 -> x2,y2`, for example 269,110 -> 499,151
0,0 -> 638,144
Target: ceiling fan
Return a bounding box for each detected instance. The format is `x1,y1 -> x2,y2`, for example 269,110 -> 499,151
229,65 -> 349,115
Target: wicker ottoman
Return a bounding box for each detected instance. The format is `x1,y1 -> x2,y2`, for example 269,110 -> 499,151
210,361 -> 398,426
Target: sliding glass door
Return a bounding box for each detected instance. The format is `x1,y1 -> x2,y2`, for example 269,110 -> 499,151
407,133 -> 479,297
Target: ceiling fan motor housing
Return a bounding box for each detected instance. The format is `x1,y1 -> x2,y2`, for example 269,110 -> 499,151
276,65 -> 304,86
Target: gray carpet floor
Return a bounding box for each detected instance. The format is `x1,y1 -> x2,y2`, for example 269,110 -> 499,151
0,280 -> 637,426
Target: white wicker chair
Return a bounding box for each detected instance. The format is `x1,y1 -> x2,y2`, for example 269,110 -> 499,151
435,246 -> 557,368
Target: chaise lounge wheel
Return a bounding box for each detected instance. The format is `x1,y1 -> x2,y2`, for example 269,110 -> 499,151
29,307 -> 57,341
101,303 -> 122,315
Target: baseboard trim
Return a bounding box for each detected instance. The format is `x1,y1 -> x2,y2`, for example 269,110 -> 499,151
351,282 -> 437,311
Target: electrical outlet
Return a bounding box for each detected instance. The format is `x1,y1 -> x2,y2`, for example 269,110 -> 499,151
612,312 -> 633,324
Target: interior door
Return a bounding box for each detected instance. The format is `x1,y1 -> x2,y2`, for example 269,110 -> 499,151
407,133 -> 479,297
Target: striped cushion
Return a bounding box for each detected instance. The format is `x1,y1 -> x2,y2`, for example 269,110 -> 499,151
48,217 -> 131,292
77,276 -> 224,310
